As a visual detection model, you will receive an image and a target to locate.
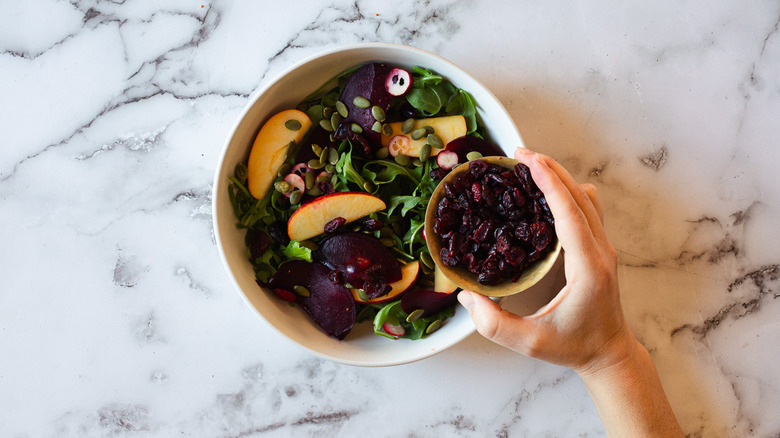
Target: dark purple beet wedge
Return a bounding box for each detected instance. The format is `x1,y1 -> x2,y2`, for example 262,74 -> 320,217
268,260 -> 356,340
444,136 -> 506,162
401,289 -> 460,318
317,232 -> 402,299
336,62 -> 394,151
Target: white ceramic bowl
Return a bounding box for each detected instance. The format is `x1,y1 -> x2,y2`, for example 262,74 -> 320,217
213,43 -> 523,366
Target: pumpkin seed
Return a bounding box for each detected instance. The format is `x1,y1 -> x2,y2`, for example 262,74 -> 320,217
274,181 -> 293,193
350,123 -> 363,134
419,143 -> 432,162
293,285 -> 310,297
328,147 -> 339,165
427,133 -> 444,150
420,252 -> 435,269
466,151 -> 483,161
363,181 -> 376,193
307,159 -> 325,169
335,100 -> 349,118
304,170 -> 315,189
289,190 -> 302,204
425,319 -> 443,334
285,119 -> 302,131
356,289 -> 369,302
406,308 -> 425,323
276,163 -> 291,178
330,112 -> 343,132
371,121 -> 382,133
306,186 -> 323,196
401,118 -> 415,134
371,105 -> 386,122
411,127 -> 427,140
322,92 -> 338,107
311,143 -> 323,157
316,172 -> 330,183
412,157 -> 423,167
379,237 -> 395,247
379,227 -> 393,238
234,163 -> 248,181
423,125 -> 435,134
319,148 -> 329,165
382,123 -> 393,136
353,96 -> 370,108
375,147 -> 389,159
394,154 -> 411,166
299,240 -> 319,250
319,118 -> 334,132
323,106 -> 334,118
324,163 -> 336,173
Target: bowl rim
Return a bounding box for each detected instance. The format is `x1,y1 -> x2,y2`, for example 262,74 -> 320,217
212,42 -> 524,366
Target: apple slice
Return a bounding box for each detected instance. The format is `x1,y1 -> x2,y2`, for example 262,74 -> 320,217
379,115 -> 466,157
287,191 -> 386,241
352,260 -> 420,304
434,265 -> 459,294
247,109 -> 312,199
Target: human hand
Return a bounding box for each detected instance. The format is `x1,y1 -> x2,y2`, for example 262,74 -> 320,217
457,148 -> 634,374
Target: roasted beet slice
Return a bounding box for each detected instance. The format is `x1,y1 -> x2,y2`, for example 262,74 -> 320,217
444,136 -> 506,161
268,260 -> 356,339
336,62 -> 394,151
400,289 -> 459,318
317,232 -> 402,298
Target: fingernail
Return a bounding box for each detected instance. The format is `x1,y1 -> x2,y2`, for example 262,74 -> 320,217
457,291 -> 474,312
515,147 -> 533,155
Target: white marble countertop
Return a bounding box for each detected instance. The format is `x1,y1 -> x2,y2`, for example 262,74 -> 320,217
2,1 -> 779,436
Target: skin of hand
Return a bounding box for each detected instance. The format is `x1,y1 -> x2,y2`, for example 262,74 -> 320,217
457,147 -> 630,373
457,148 -> 684,437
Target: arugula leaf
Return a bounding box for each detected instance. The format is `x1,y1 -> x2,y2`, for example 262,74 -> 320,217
387,195 -> 426,217
406,87 -> 443,115
335,143 -> 367,188
364,160 -> 421,186
281,240 -> 313,262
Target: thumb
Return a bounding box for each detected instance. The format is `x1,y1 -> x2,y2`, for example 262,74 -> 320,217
458,290 -> 533,353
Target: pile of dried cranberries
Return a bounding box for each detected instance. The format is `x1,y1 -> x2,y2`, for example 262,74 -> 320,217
432,160 -> 557,285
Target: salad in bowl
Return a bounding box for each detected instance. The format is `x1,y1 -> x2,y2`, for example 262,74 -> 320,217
213,44 -> 523,365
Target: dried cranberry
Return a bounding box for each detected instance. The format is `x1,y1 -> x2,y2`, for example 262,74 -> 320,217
267,221 -> 290,245
361,217 -> 383,231
440,247 -> 461,266
470,160 -> 489,178
515,222 -> 531,242
471,182 -> 483,203
504,247 -> 527,266
324,217 -> 347,233
246,228 -> 270,260
430,168 -> 449,180
530,221 -> 553,251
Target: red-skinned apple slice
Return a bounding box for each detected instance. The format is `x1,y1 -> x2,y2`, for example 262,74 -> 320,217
287,191 -> 386,241
351,260 -> 420,304
247,109 -> 312,199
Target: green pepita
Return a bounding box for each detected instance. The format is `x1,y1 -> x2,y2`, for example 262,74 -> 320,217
406,308 -> 425,323
363,181 -> 376,193
293,285 -> 310,297
330,112 -> 343,132
324,163 -> 336,173
375,147 -> 389,159
274,181 -> 293,193
382,123 -> 393,136
306,104 -> 323,123
353,96 -> 370,108
466,151 -> 483,161
323,106 -> 334,118
412,157 -> 423,167
401,118 -> 415,134
350,123 -> 363,134
371,121 -> 382,133
423,125 -> 435,134
306,186 -> 323,197
307,158 -> 325,170
427,133 -> 444,150
289,190 -> 302,204
411,127 -> 427,140
304,171 -> 315,190
311,143 -> 323,157
419,143 -> 432,162
319,118 -> 334,132
328,147 -> 339,165
425,319 -> 443,335
394,154 -> 411,166
285,119 -> 302,131
276,163 -> 291,178
234,163 -> 248,182
335,100 -> 349,118
371,106 -> 386,122
379,237 -> 395,247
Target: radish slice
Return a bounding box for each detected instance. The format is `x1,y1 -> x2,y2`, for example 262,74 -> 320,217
386,68 -> 412,96
283,173 -> 305,197
290,163 -> 310,176
383,321 -> 405,337
436,150 -> 459,170
387,135 -> 410,157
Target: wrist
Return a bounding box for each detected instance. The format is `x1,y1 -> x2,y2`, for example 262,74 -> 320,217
574,327 -> 641,379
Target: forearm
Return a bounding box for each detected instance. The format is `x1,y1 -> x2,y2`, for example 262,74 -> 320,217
578,338 -> 683,437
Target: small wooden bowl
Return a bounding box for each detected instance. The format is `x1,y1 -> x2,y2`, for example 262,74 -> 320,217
425,156 -> 562,297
